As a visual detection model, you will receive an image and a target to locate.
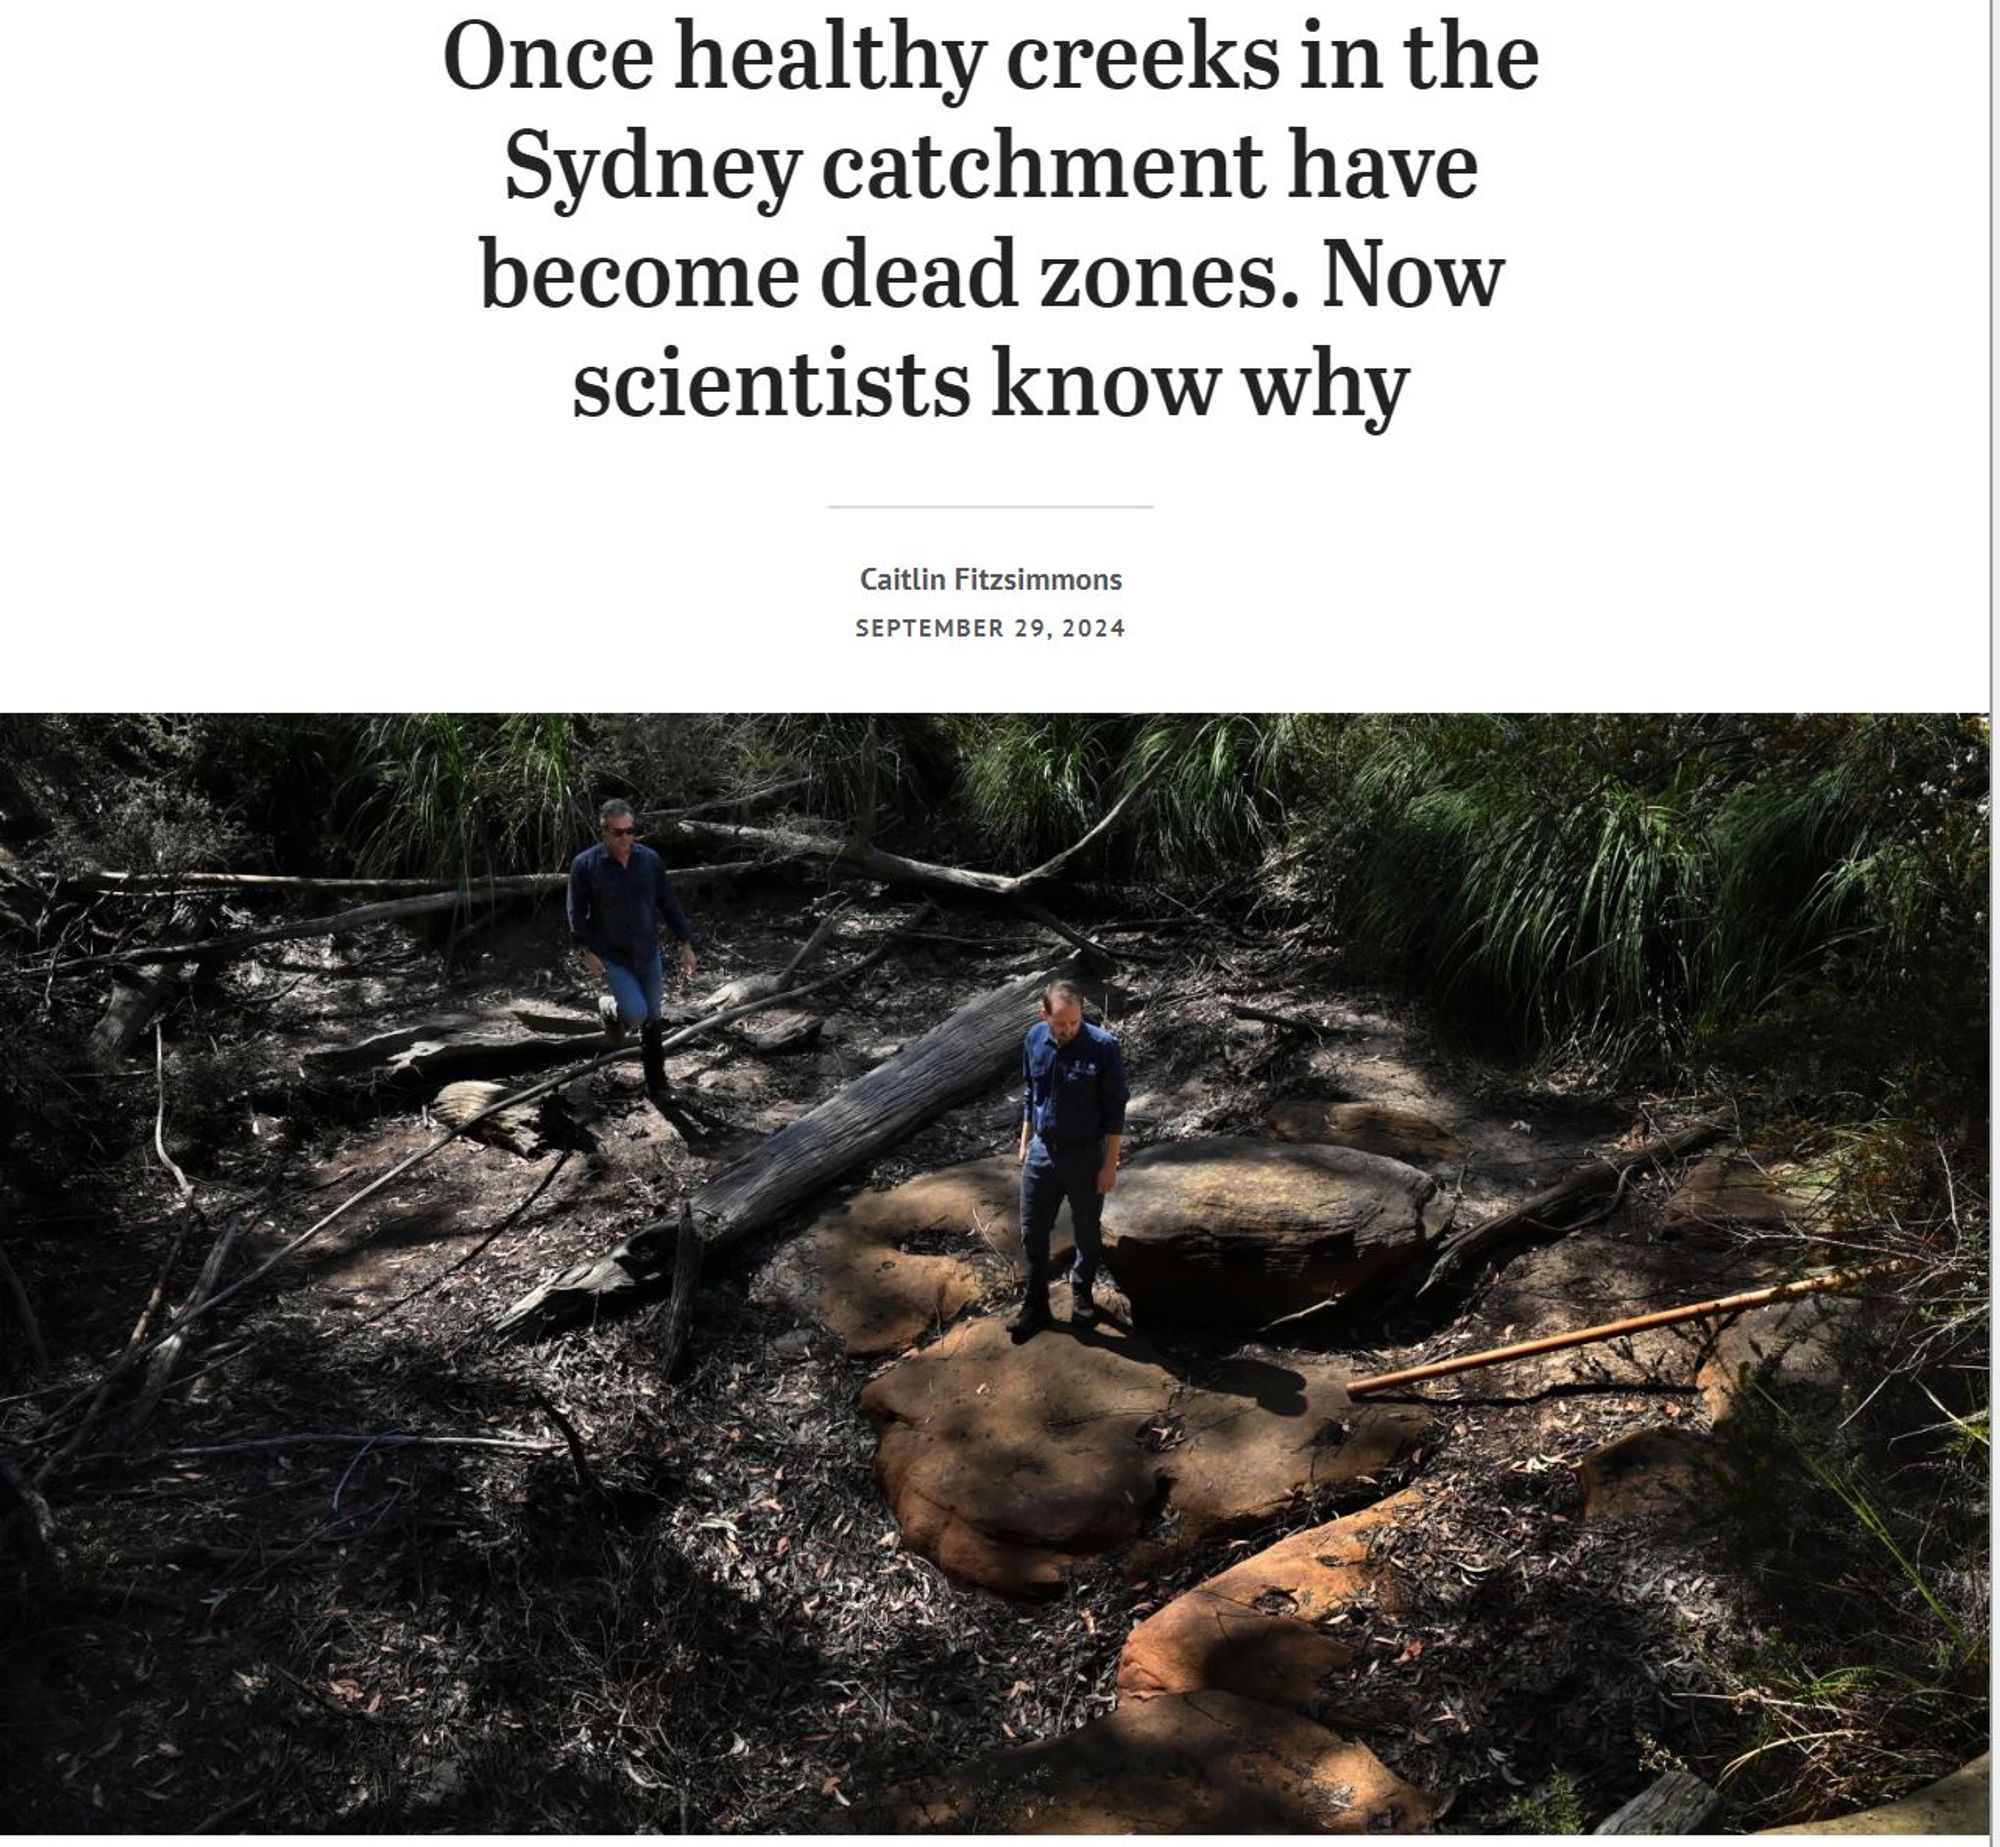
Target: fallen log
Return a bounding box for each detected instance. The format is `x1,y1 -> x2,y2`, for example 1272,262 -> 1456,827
644,721 -> 1200,906
1418,1120 -> 1730,1294
1596,1770 -> 1724,1834
1348,1259 -> 1910,1398
301,1020 -> 629,1086
1229,1002 -> 1372,1039
56,862 -> 765,973
57,858 -> 778,897
495,954 -> 1093,1332
89,896 -> 217,1064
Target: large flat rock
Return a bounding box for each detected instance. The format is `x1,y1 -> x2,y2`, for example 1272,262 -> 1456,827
859,1314 -> 1427,1598
1663,1154 -> 1822,1232
881,1689 -> 1435,1833
1117,1490 -> 1424,1720
1105,1138 -> 1447,1327
758,1157 -> 1045,1357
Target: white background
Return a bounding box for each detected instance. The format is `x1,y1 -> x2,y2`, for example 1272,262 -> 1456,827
3,2 -> 1989,711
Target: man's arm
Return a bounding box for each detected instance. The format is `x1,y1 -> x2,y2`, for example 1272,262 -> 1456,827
654,858 -> 699,976
567,858 -> 603,977
1097,1037 -> 1130,1194
1018,1036 -> 1034,1163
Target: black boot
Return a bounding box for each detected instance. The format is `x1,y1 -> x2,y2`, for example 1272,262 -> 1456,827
641,1021 -> 668,1099
1007,1293 -> 1051,1343
1070,1283 -> 1098,1327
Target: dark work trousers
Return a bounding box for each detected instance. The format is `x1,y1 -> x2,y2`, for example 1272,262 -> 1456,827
1019,1135 -> 1105,1302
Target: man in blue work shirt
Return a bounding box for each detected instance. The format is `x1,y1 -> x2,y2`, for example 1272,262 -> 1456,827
567,798 -> 699,1099
1010,977 -> 1129,1341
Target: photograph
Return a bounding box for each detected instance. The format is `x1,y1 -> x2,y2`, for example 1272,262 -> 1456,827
0,712 -> 1986,1833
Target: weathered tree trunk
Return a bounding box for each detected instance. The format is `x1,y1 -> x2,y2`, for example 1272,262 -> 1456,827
1595,1770 -> 1723,1833
495,956 -> 1091,1331
89,897 -> 217,1065
1419,1120 -> 1729,1293
659,1203 -> 702,1377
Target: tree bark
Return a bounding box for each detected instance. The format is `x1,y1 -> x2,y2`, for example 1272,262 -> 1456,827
1594,1770 -> 1724,1834
1418,1120 -> 1729,1294
659,1203 -> 702,1378
495,955 -> 1092,1332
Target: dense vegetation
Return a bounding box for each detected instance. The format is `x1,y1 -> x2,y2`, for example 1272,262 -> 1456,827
0,710 -> 1987,1825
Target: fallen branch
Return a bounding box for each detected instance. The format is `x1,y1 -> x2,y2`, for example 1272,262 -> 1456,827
531,1395 -> 602,1495
53,863 -> 767,974
1418,1119 -> 1730,1294
165,1150 -> 575,1404
156,1430 -> 561,1458
117,1216 -> 241,1446
56,857 -> 780,897
1230,1002 -> 1371,1039
644,721 -> 1202,907
706,899 -> 850,1010
1349,1259 -> 1911,1398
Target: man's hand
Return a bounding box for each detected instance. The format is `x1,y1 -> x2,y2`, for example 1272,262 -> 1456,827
1018,1122 -> 1032,1166
582,950 -> 605,978
678,941 -> 699,979
1096,1161 -> 1119,1195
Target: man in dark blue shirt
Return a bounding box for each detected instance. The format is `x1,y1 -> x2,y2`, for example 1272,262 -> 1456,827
567,798 -> 699,1097
1010,977 -> 1129,1340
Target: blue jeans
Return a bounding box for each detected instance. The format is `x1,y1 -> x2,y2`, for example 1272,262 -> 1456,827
1020,1136 -> 1105,1299
601,947 -> 664,1030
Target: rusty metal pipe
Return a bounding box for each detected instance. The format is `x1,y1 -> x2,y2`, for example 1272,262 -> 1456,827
1346,1259 -> 1912,1398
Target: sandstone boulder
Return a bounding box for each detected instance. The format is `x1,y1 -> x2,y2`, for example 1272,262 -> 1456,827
1575,1427 -> 1728,1527
1268,1100 -> 1464,1166
1758,1752 -> 1988,1836
1663,1154 -> 1821,1233
1105,1138 -> 1446,1327
881,1689 -> 1435,1833
1117,1489 -> 1423,1721
1696,1291 -> 1854,1424
859,1314 -> 1427,1598
760,1157 -> 1035,1357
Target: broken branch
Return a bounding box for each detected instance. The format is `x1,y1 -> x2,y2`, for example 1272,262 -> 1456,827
1419,1120 -> 1730,1294
1349,1259 -> 1912,1397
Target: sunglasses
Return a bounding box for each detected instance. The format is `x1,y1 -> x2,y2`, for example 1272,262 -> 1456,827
605,824 -> 637,836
